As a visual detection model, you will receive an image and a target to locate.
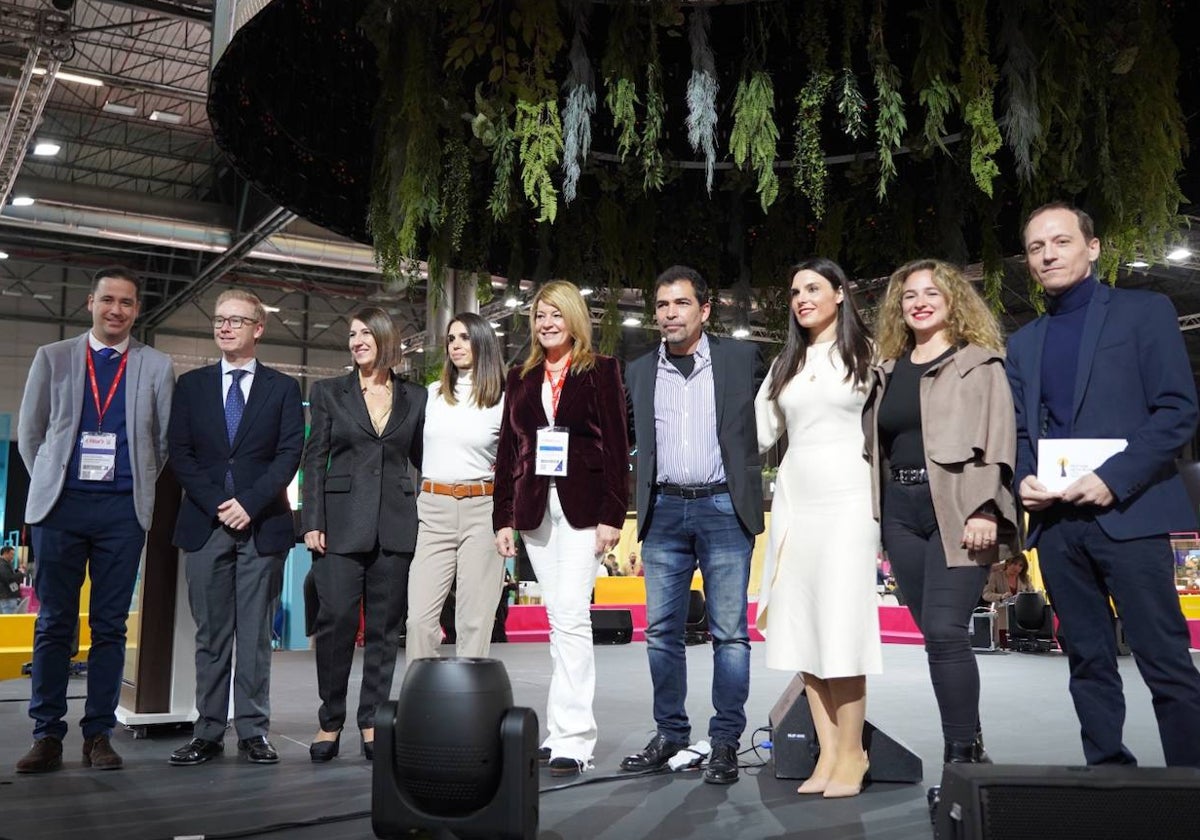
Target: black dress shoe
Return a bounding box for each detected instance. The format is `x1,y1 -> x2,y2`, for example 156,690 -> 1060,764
536,747 -> 551,765
169,738 -> 223,766
309,731 -> 341,763
620,733 -> 688,772
237,736 -> 280,764
362,737 -> 375,761
703,743 -> 739,785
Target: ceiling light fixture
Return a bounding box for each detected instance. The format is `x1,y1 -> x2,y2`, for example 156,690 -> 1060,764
32,141 -> 61,156
504,296 -> 520,308
0,251 -> 8,259
149,110 -> 184,124
579,287 -> 594,296
731,327 -> 750,338
622,316 -> 640,327
10,196 -> 35,207
262,304 -> 281,313
33,68 -> 103,87
1166,247 -> 1192,262
102,101 -> 138,116
1,289 -> 23,297
32,293 -> 54,300
1126,260 -> 1151,269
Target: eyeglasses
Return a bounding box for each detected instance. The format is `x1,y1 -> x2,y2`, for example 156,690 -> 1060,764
212,316 -> 259,329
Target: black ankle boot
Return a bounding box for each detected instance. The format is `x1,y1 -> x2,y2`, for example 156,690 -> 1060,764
927,785 -> 941,825
943,739 -> 977,763
973,730 -> 992,764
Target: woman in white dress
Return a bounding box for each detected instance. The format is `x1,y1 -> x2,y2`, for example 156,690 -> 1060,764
755,256 -> 881,798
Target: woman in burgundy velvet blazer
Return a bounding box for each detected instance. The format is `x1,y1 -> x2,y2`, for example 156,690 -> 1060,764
493,280 -> 629,776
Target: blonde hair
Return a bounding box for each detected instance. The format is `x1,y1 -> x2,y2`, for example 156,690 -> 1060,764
215,288 -> 267,326
875,259 -> 1004,360
518,280 -> 597,378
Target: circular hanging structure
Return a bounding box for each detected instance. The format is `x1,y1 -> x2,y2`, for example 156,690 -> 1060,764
208,0 -> 377,244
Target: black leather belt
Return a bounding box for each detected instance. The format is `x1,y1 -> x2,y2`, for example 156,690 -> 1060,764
890,468 -> 929,485
658,482 -> 729,499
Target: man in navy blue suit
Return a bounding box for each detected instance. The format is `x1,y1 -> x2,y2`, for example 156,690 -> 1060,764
166,289 -> 304,766
1007,202 -> 1200,768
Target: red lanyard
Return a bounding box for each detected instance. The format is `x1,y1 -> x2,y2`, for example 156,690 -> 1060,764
545,356 -> 570,420
86,348 -> 129,430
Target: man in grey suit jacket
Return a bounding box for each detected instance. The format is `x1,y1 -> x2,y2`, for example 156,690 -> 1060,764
16,266 -> 174,774
167,289 -> 304,767
621,265 -> 765,785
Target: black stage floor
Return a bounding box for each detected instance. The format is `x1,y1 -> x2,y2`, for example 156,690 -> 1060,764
0,641 -> 1191,840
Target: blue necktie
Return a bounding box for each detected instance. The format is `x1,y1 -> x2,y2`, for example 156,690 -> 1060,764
98,347 -> 119,362
224,369 -> 248,493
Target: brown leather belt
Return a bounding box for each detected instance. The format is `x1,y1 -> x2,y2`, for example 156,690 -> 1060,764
421,479 -> 495,499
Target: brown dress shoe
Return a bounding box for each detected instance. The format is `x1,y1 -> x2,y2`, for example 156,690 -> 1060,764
16,737 -> 63,774
82,734 -> 123,770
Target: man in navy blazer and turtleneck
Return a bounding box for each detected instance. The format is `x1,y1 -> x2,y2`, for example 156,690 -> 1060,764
16,267 -> 174,774
166,289 -> 304,767
1006,202 -> 1200,768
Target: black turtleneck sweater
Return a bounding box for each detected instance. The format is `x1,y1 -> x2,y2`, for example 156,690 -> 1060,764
1040,275 -> 1098,438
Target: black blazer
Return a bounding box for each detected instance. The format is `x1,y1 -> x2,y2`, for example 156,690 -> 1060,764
625,334 -> 766,540
168,362 -> 305,554
300,371 -> 425,555
493,355 -> 629,532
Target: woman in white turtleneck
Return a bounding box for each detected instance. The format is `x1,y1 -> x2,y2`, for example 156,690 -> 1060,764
405,312 -> 507,660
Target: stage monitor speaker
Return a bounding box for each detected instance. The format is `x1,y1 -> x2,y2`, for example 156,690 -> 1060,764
935,762 -> 1200,840
591,609 -> 632,645
769,675 -> 922,784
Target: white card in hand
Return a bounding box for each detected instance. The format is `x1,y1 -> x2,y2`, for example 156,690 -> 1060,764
1037,438 -> 1127,492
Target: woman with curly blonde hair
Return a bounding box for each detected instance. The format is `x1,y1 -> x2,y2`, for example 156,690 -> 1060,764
863,259 -> 1020,807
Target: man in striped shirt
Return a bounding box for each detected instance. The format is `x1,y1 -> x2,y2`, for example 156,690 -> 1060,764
622,265 -> 765,785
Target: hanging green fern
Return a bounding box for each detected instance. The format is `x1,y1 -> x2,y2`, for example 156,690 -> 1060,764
868,9 -> 906,201
835,69 -> 868,140
730,71 -> 780,213
561,0 -> 595,204
997,2 -> 1039,184
516,99 -> 563,224
641,23 -> 666,192
956,0 -> 1002,197
487,110 -> 517,220
793,70 -> 833,218
910,0 -> 958,153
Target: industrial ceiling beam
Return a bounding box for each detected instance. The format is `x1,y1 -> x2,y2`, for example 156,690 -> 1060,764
103,1 -> 213,25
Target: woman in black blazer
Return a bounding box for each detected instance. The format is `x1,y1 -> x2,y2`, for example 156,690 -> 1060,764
301,306 -> 425,762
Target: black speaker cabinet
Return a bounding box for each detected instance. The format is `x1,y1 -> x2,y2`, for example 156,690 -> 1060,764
970,610 -> 997,652
591,608 -> 632,645
936,762 -> 1200,840
768,675 -> 922,784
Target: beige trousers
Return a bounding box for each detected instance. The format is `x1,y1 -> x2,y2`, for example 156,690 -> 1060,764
406,492 -> 506,660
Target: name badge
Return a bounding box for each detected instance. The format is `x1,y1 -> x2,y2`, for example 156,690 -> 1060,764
78,431 -> 118,482
535,426 -> 569,477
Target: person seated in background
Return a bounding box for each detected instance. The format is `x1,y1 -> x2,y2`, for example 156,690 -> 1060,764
601,553 -> 621,576
627,551 -> 644,577
981,556 -> 1035,649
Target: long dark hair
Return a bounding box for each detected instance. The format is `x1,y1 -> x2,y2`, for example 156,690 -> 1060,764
768,257 -> 873,400
440,311 -> 505,408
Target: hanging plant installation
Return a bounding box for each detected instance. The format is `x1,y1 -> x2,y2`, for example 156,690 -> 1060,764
356,0 -> 1190,303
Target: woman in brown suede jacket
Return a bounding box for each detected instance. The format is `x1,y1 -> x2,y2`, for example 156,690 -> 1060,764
863,259 -> 1019,792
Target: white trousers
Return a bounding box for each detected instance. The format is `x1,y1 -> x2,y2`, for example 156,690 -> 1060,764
523,485 -> 600,762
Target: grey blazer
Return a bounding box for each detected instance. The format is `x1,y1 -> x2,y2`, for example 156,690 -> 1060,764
625,334 -> 766,541
18,332 -> 175,531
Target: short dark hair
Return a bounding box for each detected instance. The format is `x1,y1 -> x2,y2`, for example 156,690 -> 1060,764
92,266 -> 143,300
0,545 -> 13,557
655,265 -> 711,305
1023,201 -> 1096,243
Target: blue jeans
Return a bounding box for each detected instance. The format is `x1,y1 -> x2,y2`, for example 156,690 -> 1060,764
30,491 -> 145,741
642,492 -> 753,747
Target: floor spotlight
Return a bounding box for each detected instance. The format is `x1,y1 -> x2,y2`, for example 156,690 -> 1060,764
373,658 -> 538,840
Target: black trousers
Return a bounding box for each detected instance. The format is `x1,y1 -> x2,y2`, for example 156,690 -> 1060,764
882,481 -> 989,743
1039,509 -> 1200,767
312,546 -> 411,732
